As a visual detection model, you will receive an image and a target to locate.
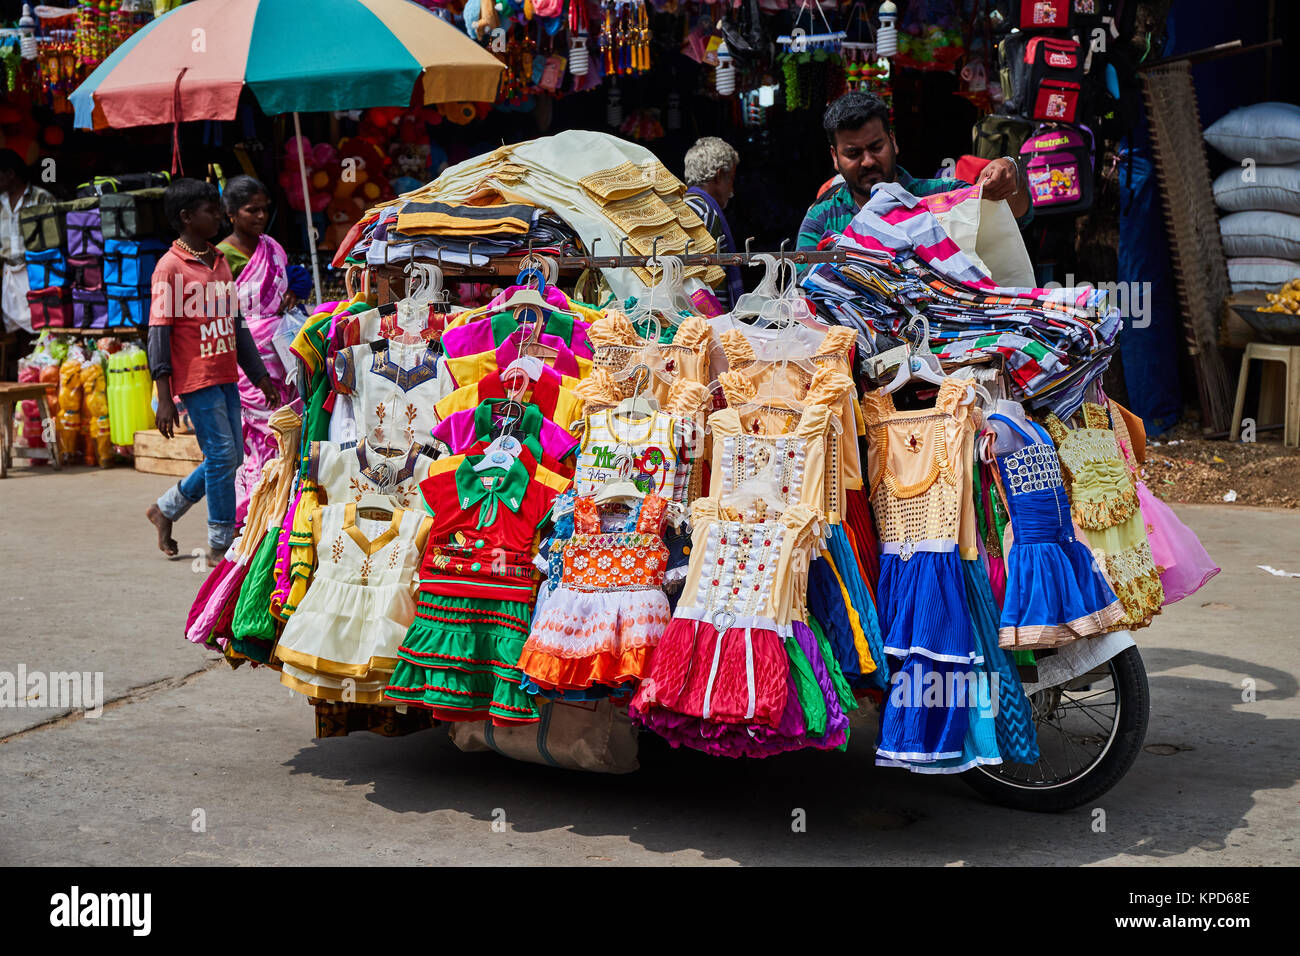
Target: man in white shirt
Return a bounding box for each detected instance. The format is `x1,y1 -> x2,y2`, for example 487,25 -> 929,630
1,148 -> 56,334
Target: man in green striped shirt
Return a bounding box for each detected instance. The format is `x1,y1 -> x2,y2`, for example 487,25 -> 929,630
797,91 -> 1032,252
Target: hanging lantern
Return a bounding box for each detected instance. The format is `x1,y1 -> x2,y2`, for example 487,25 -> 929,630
19,4 -> 38,60
715,41 -> 735,96
875,1 -> 898,58
569,31 -> 589,76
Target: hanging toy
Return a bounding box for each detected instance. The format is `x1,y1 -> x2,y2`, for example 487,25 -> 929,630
715,41 -> 735,96
875,1 -> 898,58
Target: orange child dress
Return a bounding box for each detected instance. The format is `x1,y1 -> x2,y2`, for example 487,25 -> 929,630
517,493 -> 672,694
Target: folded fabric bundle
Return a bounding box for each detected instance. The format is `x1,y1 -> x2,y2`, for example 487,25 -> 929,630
803,185 -> 1119,419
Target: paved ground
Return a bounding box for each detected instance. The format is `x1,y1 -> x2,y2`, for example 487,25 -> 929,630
1,464 -> 1297,866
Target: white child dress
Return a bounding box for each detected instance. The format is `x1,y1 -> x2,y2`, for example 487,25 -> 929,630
276,502 -> 430,703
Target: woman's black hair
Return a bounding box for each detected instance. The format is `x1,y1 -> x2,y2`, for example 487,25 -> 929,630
222,174 -> 269,215
0,148 -> 29,180
823,91 -> 892,146
163,178 -> 221,232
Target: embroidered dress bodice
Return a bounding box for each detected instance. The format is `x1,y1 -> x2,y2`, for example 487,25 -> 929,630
673,499 -> 821,632
863,378 -> 978,560
576,311 -> 712,416
1048,403 -> 1141,531
707,401 -> 833,521
311,504 -> 425,590
719,326 -> 864,492
718,367 -> 852,521
333,339 -> 451,450
560,494 -> 669,591
308,439 -> 434,510
574,409 -> 682,502
987,415 -> 1076,546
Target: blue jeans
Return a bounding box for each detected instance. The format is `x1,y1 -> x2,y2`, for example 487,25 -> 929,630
156,382 -> 243,552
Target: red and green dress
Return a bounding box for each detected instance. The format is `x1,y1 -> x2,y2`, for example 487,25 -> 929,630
384,449 -> 560,724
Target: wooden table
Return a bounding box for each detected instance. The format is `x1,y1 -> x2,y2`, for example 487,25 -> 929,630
0,382 -> 61,478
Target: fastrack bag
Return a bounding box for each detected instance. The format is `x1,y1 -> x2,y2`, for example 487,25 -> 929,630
448,698 -> 640,773
26,287 -> 70,329
1021,125 -> 1095,215
100,188 -> 167,240
921,185 -> 1037,288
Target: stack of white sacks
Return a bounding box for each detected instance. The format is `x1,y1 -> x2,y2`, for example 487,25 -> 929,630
1204,102 -> 1300,293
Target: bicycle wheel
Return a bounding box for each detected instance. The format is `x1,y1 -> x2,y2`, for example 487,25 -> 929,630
963,646 -> 1150,812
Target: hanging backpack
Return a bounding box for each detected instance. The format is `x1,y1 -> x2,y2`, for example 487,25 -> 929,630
1020,125 -> 1095,216
1025,36 -> 1085,123
972,114 -> 1037,160
75,172 -> 172,199
1018,0 -> 1072,29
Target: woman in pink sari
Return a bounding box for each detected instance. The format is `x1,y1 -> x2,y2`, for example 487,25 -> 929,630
218,176 -> 302,525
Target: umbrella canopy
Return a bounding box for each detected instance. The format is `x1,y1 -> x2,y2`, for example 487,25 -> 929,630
70,0 -> 504,130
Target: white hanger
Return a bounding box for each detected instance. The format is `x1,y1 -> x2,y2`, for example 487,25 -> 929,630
355,491 -> 396,516
593,449 -> 646,504
502,355 -> 545,387
611,363 -> 659,421
472,439 -> 522,473
882,315 -> 946,394
731,253 -> 782,318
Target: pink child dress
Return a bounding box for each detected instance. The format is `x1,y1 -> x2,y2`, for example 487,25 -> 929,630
1112,401 -> 1220,604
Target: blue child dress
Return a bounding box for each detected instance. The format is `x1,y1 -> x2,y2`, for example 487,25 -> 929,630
988,414 -> 1125,649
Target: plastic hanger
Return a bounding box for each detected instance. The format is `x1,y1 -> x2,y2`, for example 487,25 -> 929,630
611,364 -> 659,422
503,354 -> 545,384
472,433 -> 524,472
355,491 -> 395,516
593,449 -> 646,505
882,315 -> 946,394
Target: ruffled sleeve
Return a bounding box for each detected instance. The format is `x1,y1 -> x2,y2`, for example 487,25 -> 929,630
719,328 -> 757,370
663,378 -> 711,418
719,369 -> 757,408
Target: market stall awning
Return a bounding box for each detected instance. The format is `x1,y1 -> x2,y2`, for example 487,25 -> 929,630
69,0 -> 505,130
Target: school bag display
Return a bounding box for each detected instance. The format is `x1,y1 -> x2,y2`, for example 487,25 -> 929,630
104,239 -> 169,287
67,208 -> 104,257
75,172 -> 171,198
25,248 -> 66,289
101,188 -> 167,240
71,288 -> 109,329
1020,125 -> 1096,216
1019,0 -> 1071,29
26,286 -> 70,329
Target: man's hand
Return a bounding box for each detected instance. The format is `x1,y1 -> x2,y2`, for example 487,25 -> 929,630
257,376 -> 278,407
156,398 -> 178,440
280,290 -> 299,314
975,157 -> 1019,200
975,156 -> 1031,219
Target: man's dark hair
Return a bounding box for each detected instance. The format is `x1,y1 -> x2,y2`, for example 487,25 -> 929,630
823,91 -> 891,146
0,148 -> 29,180
164,178 -> 220,232
222,174 -> 269,216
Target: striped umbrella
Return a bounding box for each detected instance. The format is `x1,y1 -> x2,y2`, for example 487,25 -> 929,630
69,0 -> 505,302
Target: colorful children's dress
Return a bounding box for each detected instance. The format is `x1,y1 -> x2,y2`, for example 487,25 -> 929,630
864,378 -> 981,769
333,339 -> 453,449
1108,400 -> 1220,604
276,503 -> 429,703
519,493 -> 671,693
987,413 -> 1125,648
383,450 -> 561,724
1046,403 -> 1164,628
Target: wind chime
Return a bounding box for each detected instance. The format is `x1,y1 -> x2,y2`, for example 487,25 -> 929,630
841,3 -> 892,118
599,0 -> 650,76
499,23 -> 537,103
777,1 -> 847,112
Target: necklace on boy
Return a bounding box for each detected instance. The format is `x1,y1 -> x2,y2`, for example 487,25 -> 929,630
177,238 -> 212,259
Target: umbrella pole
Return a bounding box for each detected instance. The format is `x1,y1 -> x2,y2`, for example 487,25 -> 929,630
293,111 -> 323,308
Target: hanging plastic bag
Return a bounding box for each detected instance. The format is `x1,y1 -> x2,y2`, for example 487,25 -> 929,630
921,183 -> 1036,288
57,352 -> 86,464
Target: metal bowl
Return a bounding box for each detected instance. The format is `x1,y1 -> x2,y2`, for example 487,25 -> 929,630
1231,305 -> 1300,345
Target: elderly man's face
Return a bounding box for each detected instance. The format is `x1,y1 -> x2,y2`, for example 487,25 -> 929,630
715,163 -> 737,208
831,118 -> 898,205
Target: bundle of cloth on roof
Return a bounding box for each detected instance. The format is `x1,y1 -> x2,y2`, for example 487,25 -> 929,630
802,182 -> 1122,420
337,131 -> 727,300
